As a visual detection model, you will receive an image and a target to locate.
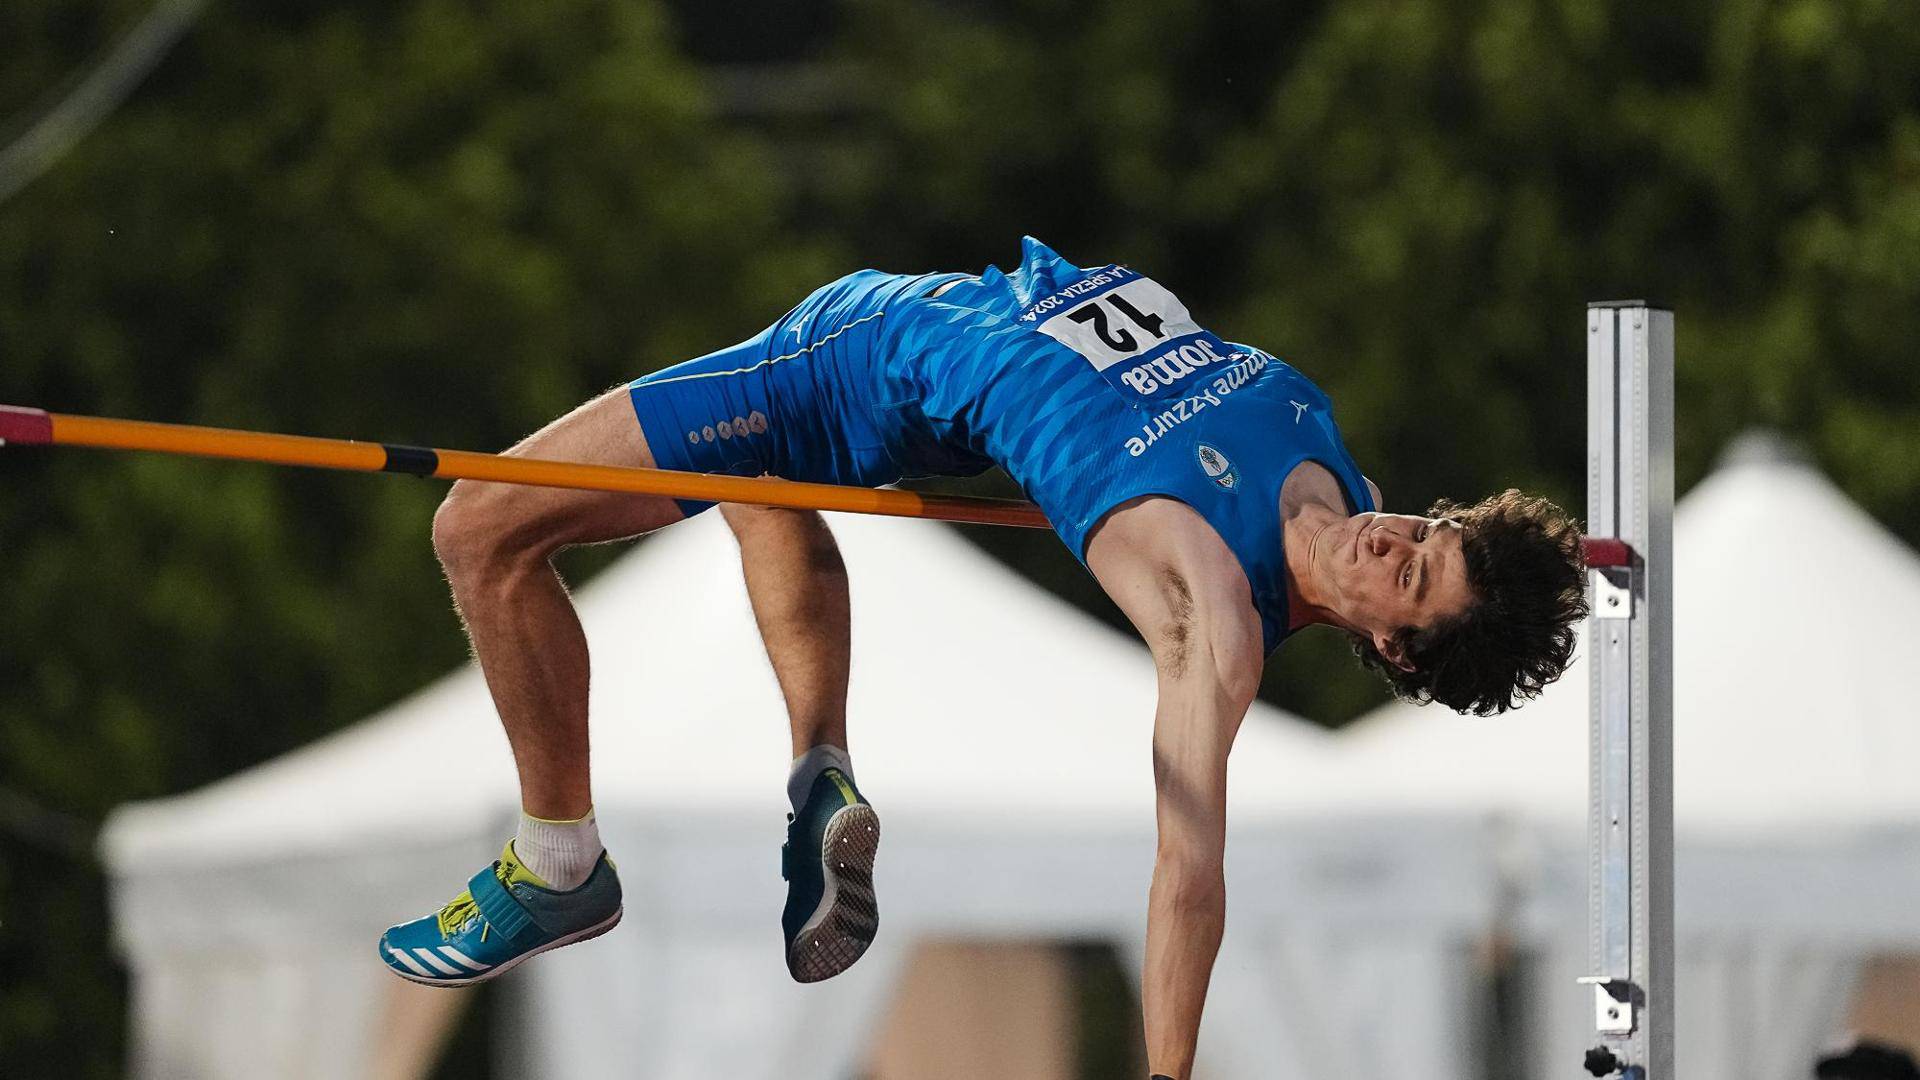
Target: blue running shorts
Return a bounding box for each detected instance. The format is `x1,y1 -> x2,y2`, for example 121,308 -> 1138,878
627,269 -> 967,517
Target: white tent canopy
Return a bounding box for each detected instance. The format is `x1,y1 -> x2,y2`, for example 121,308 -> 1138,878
105,507 -> 1494,1080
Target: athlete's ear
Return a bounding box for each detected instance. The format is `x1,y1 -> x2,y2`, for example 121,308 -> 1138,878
1373,627 -> 1417,673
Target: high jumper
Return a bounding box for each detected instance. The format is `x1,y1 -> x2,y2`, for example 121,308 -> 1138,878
381,236 -> 1590,1079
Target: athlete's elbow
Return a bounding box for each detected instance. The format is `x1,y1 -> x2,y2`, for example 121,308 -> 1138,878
1152,852 -> 1226,912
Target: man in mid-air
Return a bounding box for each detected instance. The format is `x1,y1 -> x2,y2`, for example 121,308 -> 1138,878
377,237 -> 1587,1079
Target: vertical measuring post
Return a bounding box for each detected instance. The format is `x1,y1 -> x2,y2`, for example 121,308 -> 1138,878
1579,303 -> 1675,1079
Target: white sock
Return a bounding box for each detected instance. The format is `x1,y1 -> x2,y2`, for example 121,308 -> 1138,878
788,745 -> 854,812
513,809 -> 603,890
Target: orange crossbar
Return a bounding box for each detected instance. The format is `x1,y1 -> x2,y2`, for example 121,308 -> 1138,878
1,404 -> 1634,550
0,405 -> 1052,529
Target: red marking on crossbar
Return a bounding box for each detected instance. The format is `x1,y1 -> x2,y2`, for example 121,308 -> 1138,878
0,405 -> 53,446
1582,537 -> 1634,567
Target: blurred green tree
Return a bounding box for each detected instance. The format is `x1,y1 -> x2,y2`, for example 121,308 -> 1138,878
3,0 -> 1919,1074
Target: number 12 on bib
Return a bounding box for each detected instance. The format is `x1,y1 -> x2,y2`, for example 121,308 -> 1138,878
1018,264 -> 1238,403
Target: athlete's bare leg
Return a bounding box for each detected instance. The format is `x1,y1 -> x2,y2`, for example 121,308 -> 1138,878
725,505 -> 873,987
431,389 -> 683,821
720,504 -> 851,756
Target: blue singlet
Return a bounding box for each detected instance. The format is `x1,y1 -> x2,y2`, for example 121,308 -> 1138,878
629,237 -> 1376,652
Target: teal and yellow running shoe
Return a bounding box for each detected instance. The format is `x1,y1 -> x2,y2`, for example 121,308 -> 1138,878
378,841 -> 622,987
781,768 -> 880,983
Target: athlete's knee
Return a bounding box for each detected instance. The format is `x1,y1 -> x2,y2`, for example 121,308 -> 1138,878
723,504 -> 843,569
431,481 -> 491,575
432,479 -> 545,577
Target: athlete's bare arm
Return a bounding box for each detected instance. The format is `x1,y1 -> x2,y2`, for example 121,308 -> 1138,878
1086,497 -> 1265,1080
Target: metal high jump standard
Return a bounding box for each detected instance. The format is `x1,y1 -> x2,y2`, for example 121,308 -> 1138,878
0,301 -> 1677,1076
1580,302 -> 1675,1080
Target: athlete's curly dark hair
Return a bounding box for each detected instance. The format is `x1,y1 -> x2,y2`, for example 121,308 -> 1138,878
1352,489 -> 1588,716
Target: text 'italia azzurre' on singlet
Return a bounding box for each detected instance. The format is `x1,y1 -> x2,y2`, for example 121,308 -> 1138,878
881,237 -> 1377,653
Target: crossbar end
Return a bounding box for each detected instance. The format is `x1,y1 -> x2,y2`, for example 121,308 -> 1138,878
1582,537 -> 1635,568
0,405 -> 53,447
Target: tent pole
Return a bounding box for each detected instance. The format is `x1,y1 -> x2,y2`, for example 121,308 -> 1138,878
1579,303 -> 1676,1079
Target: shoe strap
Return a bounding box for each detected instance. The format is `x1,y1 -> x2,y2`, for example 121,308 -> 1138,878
469,865 -> 540,947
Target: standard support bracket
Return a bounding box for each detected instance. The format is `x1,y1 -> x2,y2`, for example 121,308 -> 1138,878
1577,975 -> 1640,1034
1591,566 -> 1634,620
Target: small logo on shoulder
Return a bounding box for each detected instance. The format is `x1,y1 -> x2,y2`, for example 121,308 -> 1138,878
1291,400 -> 1309,423
1195,443 -> 1238,491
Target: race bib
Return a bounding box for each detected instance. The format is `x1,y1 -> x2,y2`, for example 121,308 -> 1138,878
1017,264 -> 1237,402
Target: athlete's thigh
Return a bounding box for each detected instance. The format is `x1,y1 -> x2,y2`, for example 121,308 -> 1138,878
628,270 -> 971,518
468,387 -> 686,548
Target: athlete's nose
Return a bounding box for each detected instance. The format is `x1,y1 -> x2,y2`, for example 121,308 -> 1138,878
1368,525 -> 1408,557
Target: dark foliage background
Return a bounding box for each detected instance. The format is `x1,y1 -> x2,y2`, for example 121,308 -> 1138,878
2,0 -> 1916,1074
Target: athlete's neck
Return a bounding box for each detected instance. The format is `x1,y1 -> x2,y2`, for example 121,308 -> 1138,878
1282,500 -> 1355,633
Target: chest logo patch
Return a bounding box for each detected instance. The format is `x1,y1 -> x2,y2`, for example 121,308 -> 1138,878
1196,443 -> 1238,491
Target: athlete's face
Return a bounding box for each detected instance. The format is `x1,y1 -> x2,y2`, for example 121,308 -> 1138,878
1316,513 -> 1475,670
